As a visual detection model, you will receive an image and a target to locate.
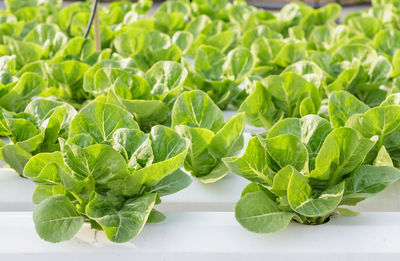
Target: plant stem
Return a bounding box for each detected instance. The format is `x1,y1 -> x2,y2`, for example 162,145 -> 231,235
306,214 -> 330,225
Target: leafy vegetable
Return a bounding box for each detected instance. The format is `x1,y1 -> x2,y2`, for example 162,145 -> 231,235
25,124 -> 190,243
0,98 -> 76,175
224,117 -> 400,233
172,90 -> 245,182
239,72 -> 320,129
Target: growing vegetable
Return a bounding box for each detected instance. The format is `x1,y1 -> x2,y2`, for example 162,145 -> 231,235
224,115 -> 400,233
239,72 -> 321,129
172,90 -> 245,183
1,97 -> 76,175
24,120 -> 191,243
185,45 -> 255,109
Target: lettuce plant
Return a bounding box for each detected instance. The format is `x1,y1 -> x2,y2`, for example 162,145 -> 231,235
0,97 -> 76,175
83,60 -> 188,131
239,72 -> 321,129
327,90 -> 400,166
23,119 -> 190,243
184,15 -> 239,57
313,44 -> 393,106
24,23 -> 68,59
113,28 -> 183,71
371,28 -> 400,78
251,37 -> 307,78
345,96 -> 400,166
224,115 -> 400,233
307,25 -> 350,53
4,37 -> 44,69
0,72 -> 45,112
372,28 -> 400,59
185,45 -> 254,109
171,90 -> 245,183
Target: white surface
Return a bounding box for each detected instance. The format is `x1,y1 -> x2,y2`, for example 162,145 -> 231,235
351,182 -> 400,212
0,168 -> 35,211
0,211 -> 399,260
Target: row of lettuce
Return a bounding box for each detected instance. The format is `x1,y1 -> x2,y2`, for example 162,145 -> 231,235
1,0 -> 400,243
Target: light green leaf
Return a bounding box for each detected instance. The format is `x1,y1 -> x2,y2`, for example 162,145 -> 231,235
272,165 -> 297,197
172,90 -> 224,132
346,106 -> 400,144
373,28 -> 400,57
32,184 -> 66,204
235,191 -> 294,233
113,28 -> 150,56
118,99 -> 169,130
4,37 -> 43,68
112,128 -> 148,161
264,134 -> 309,172
267,115 -> 332,159
147,209 -> 166,223
86,192 -> 156,243
172,31 -> 193,53
146,61 -> 187,101
60,139 -> 130,189
175,125 -> 215,176
238,82 -> 276,128
133,126 -> 188,187
393,49 -> 400,78
33,195 -> 84,243
374,146 -> 393,167
49,60 -> 90,86
283,61 -> 324,89
23,152 -> 66,181
185,15 -> 211,37
0,72 -> 45,112
25,98 -> 76,125
224,47 -> 254,81
224,135 -> 271,184
205,30 -> 235,52
194,45 -> 225,81
83,59 -> 126,94
242,25 -> 282,49
263,73 -> 320,120
149,169 -> 192,196
272,42 -> 306,68
197,161 -> 230,183
288,171 -> 344,217
2,144 -> 32,176
350,165 -> 400,196
329,91 -> 369,127
346,16 -> 382,39
5,118 -> 38,143
69,101 -> 139,144
309,128 -> 376,185
208,113 -> 245,159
